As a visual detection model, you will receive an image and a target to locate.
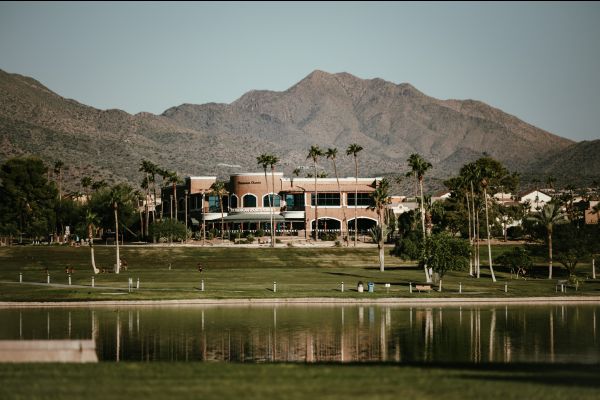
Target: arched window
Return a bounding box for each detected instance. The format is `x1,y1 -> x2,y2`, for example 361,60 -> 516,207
262,194 -> 281,207
230,195 -> 238,209
242,193 -> 257,208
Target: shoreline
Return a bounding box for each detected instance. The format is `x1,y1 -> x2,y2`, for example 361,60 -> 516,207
1,296 -> 600,308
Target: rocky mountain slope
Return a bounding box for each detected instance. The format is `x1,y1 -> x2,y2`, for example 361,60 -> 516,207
1,68 -> 591,194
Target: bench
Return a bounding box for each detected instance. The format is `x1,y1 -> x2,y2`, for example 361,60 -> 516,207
414,284 -> 433,293
555,279 -> 578,292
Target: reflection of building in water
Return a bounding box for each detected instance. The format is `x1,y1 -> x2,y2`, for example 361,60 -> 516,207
4,305 -> 600,364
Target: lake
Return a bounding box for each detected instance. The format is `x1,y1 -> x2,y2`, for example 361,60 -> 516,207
0,304 -> 598,363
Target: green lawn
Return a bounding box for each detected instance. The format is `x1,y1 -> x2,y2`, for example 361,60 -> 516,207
0,362 -> 598,400
0,245 -> 598,301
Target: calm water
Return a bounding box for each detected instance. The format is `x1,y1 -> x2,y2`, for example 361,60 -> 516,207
0,305 -> 598,363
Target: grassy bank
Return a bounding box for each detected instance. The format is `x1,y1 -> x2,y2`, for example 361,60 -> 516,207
0,245 -> 598,301
0,362 -> 598,400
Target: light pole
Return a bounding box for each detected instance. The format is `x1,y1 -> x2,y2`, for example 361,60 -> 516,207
184,189 -> 189,240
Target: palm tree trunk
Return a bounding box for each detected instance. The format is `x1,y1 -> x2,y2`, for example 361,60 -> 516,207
314,161 -> 319,241
465,193 -> 473,277
484,188 -> 496,282
270,166 -> 276,247
220,195 -> 224,243
379,212 -> 385,272
114,206 -> 120,274
173,184 -> 178,222
88,225 -> 98,274
476,210 -> 480,279
263,168 -> 272,242
353,157 -> 358,247
548,230 -> 553,279
332,160 -> 347,246
419,178 -> 430,282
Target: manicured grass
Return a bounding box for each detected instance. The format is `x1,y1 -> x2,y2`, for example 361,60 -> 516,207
0,245 -> 598,301
0,362 -> 599,400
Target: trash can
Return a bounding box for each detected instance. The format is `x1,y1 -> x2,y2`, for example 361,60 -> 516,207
357,281 -> 364,293
368,282 -> 375,293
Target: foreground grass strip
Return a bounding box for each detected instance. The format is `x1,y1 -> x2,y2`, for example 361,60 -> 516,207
0,362 -> 599,400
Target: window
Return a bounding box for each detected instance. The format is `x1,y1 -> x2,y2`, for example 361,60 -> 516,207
242,194 -> 257,208
285,194 -> 305,209
263,194 -> 281,207
230,195 -> 238,209
348,193 -> 371,206
208,195 -> 220,212
310,193 -> 341,206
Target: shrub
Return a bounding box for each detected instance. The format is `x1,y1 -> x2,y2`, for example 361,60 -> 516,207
149,220 -> 187,242
507,226 -> 524,240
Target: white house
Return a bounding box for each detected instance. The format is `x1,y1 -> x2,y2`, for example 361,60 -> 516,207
520,190 -> 552,212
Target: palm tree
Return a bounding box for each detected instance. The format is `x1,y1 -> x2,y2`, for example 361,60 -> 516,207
268,155 -> 280,247
257,154 -> 273,243
460,162 -> 481,278
167,171 -> 182,221
139,160 -> 157,236
81,176 -> 92,198
85,210 -> 100,274
368,178 -> 391,271
108,184 -> 134,274
209,181 -> 227,243
480,169 -> 497,282
407,153 -> 432,282
528,202 -> 569,279
53,160 -> 64,202
326,148 -> 348,245
346,143 -> 363,247
307,145 -> 324,240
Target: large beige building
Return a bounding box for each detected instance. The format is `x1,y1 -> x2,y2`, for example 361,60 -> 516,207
161,173 -> 382,237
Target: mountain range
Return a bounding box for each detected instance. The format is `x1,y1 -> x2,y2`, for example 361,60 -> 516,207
0,68 -> 597,194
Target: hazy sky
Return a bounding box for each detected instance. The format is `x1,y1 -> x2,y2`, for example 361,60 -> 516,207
1,1 -> 599,142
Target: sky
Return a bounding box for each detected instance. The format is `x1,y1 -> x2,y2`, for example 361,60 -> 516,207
1,1 -> 599,142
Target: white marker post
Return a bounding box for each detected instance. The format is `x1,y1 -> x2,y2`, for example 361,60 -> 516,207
341,282 -> 344,292
68,274 -> 71,286
91,276 -> 95,288
273,282 -> 277,293
128,278 -> 132,293
47,274 -> 50,284
504,282 -> 508,293
201,279 -> 204,291
593,258 -> 596,280
459,282 -> 462,294
19,273 -> 22,283
409,282 -> 412,294
136,278 -> 140,290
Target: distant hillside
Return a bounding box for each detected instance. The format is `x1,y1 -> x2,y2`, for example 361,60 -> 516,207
0,68 -> 587,195
523,139 -> 600,187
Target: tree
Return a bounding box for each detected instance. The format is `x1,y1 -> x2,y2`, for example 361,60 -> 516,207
368,178 -> 391,271
0,157 -> 57,242
326,148 -> 348,245
495,247 -> 533,279
307,145 -> 324,241
257,154 -> 274,244
81,176 -> 93,197
166,171 -> 182,221
107,184 -> 135,274
85,210 -> 100,274
407,153 -> 432,282
268,155 -> 280,247
425,233 -> 470,291
53,160 -> 64,202
528,202 -> 569,279
209,181 -> 227,242
346,143 -> 363,247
